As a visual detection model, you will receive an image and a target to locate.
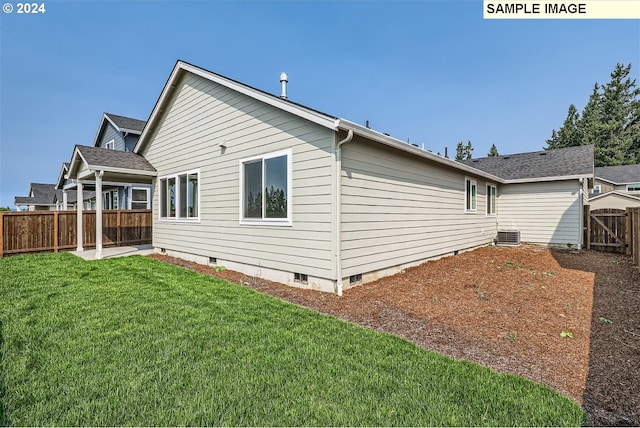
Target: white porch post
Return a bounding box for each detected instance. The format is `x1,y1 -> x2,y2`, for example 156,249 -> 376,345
62,190 -> 68,211
95,171 -> 104,260
76,181 -> 84,251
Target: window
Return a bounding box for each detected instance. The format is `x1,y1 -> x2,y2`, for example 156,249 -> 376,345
159,169 -> 199,220
103,190 -> 118,209
240,149 -> 291,224
593,185 -> 601,194
627,184 -> 640,192
486,184 -> 496,215
131,187 -> 150,209
465,178 -> 477,212
105,139 -> 115,150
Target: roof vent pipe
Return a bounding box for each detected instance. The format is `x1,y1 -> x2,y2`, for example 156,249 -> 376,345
279,72 -> 288,99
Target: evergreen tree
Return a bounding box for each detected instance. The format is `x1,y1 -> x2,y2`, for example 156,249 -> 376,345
455,140 -> 474,160
487,144 -> 500,157
545,64 -> 640,166
546,104 -> 581,149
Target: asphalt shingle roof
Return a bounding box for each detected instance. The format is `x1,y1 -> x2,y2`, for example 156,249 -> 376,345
460,145 -> 594,181
77,145 -> 156,172
594,164 -> 640,184
14,183 -> 59,206
105,113 -> 146,134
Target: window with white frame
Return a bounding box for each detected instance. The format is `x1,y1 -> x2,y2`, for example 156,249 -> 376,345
593,184 -> 601,194
465,178 -> 477,212
105,139 -> 115,150
159,170 -> 199,220
131,187 -> 150,209
240,149 -> 291,224
627,184 -> 640,192
103,190 -> 118,209
486,184 -> 496,215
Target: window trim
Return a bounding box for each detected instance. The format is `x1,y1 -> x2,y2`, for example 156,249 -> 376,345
465,177 -> 477,213
593,184 -> 601,194
626,183 -> 640,192
105,139 -> 115,150
239,149 -> 292,226
486,183 -> 497,216
130,186 -> 151,209
158,168 -> 200,222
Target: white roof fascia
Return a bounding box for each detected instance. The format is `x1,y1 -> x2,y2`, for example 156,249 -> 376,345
335,118 -> 506,184
55,163 -> 69,189
594,177 -> 619,186
135,61 -> 337,154
91,113 -> 109,147
589,191 -> 640,202
85,165 -> 157,177
503,174 -> 593,184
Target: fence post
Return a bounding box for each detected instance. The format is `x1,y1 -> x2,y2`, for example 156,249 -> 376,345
585,205 -> 591,250
626,208 -> 631,255
0,212 -> 4,258
117,210 -> 121,246
53,211 -> 59,253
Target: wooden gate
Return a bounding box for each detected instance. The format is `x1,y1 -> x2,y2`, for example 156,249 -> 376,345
585,208 -> 628,253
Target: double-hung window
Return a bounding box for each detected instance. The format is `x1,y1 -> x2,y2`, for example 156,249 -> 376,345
465,178 -> 477,213
240,149 -> 292,225
131,187 -> 150,209
486,184 -> 496,216
159,169 -> 199,220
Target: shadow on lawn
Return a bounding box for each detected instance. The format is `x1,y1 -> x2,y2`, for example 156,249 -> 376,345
0,320 -> 7,426
552,250 -> 640,427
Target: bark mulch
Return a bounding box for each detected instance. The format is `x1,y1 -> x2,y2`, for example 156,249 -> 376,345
149,245 -> 640,426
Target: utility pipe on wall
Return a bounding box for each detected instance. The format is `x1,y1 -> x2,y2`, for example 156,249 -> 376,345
335,129 -> 354,296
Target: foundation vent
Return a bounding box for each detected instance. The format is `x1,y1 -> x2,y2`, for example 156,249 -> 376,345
496,230 -> 521,246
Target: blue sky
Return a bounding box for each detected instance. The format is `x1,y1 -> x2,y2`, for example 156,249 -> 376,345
1,0 -> 639,209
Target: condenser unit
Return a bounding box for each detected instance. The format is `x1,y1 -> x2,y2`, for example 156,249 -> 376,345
496,230 -> 521,246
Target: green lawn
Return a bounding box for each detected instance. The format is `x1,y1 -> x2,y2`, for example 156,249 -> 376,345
0,252 -> 584,426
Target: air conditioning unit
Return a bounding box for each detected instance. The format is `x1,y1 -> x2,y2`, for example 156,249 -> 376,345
496,230 -> 521,246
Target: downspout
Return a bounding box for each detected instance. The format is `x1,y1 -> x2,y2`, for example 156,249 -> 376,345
335,129 -> 354,296
579,178 -> 584,249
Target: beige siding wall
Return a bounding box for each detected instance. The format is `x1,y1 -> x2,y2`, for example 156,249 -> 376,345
340,139 -> 497,278
594,180 -> 614,193
590,194 -> 640,210
497,181 -> 582,246
140,73 -> 336,280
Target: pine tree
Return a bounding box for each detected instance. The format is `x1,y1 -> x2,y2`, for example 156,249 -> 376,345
487,144 -> 499,157
455,141 -> 474,160
545,64 -> 640,166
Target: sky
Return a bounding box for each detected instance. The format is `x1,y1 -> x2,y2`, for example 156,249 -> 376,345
1,0 -> 639,209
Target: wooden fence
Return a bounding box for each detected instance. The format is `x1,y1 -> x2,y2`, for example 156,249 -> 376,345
0,210 -> 152,257
584,205 -> 640,266
630,207 -> 640,266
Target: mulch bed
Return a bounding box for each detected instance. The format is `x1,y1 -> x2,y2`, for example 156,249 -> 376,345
149,245 -> 640,426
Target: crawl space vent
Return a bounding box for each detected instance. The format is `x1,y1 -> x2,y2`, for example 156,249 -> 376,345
496,230 -> 521,246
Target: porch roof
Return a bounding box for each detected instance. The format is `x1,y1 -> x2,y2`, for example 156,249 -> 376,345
68,145 -> 156,183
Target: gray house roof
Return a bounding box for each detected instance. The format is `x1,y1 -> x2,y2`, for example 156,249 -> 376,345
105,113 -> 147,134
14,183 -> 60,207
594,164 -> 640,185
76,145 -> 156,172
460,145 -> 594,182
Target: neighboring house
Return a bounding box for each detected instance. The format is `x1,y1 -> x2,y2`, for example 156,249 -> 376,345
58,113 -> 153,210
460,146 -> 594,247
589,164 -> 640,210
55,163 -> 96,210
14,183 -> 61,211
98,60 -> 593,294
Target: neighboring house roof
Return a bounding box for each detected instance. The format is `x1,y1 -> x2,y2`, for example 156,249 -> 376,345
56,162 -> 70,189
460,145 -> 594,182
589,190 -> 640,202
69,145 -> 156,180
135,60 -> 593,185
105,113 -> 146,134
92,112 -> 147,147
14,183 -> 60,207
594,164 -> 640,185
